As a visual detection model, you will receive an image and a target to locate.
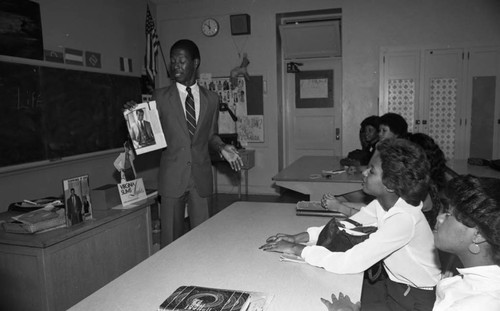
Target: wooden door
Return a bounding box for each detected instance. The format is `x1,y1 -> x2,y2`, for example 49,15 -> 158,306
380,48 -> 465,159
421,48 -> 465,159
284,57 -> 342,165
465,47 -> 500,160
379,48 -> 420,131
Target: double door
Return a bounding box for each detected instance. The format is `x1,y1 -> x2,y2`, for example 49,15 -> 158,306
379,46 -> 500,160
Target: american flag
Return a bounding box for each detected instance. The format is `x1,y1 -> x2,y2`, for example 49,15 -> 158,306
145,6 -> 159,83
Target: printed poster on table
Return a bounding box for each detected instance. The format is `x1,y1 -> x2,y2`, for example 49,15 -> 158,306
116,178 -> 147,208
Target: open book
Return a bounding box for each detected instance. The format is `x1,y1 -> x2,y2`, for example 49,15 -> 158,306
158,285 -> 273,311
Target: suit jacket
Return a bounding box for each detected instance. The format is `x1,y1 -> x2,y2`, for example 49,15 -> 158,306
154,84 -> 224,198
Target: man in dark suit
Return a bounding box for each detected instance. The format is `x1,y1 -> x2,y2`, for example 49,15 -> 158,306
151,39 -> 243,246
66,188 -> 83,225
133,109 -> 155,147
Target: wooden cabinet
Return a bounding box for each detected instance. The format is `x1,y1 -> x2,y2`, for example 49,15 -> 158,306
380,46 -> 500,160
0,200 -> 154,311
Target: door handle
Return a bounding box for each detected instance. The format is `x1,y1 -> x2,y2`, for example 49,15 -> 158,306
336,128 -> 340,140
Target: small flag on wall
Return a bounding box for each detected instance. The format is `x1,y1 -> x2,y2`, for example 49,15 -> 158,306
44,50 -> 64,63
120,57 -> 133,72
64,48 -> 84,65
85,51 -> 101,68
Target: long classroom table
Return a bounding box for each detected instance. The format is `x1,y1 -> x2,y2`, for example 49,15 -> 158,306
273,156 -> 364,201
69,201 -> 363,311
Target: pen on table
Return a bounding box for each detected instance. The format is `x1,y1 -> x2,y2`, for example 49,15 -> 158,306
321,169 -> 345,175
23,199 -> 38,205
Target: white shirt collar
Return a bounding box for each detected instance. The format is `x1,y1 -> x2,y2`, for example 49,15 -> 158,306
176,82 -> 199,94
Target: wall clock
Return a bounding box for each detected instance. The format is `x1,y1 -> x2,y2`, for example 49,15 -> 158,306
201,18 -> 219,37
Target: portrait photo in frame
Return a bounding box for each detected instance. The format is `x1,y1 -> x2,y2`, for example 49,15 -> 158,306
123,101 -> 167,155
295,70 -> 334,109
62,175 -> 92,227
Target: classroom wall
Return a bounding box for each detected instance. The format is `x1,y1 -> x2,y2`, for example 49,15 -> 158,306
0,0 -> 157,212
154,0 -> 500,195
1,0 -> 499,211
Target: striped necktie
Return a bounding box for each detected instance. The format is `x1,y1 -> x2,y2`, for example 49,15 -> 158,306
185,87 -> 196,139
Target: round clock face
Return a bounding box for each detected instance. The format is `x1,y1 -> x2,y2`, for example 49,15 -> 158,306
201,18 -> 219,37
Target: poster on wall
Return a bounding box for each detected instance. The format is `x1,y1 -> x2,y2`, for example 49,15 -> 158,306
237,115 -> 264,144
295,70 -> 333,109
198,76 -> 264,143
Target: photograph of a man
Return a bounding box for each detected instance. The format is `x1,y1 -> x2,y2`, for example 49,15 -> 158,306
132,109 -> 155,147
66,188 -> 83,225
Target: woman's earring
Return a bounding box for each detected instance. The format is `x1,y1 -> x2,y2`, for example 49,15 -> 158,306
468,242 -> 481,254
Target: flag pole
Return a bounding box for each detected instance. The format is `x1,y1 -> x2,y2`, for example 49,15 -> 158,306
146,4 -> 169,84
157,41 -> 169,79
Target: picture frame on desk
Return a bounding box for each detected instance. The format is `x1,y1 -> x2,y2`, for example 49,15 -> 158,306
62,174 -> 92,227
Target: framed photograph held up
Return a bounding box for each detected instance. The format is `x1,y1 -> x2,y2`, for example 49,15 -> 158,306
124,101 -> 167,155
62,175 -> 92,227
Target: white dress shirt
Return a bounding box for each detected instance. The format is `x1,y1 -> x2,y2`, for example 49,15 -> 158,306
433,265 -> 500,310
301,197 -> 441,288
176,82 -> 200,122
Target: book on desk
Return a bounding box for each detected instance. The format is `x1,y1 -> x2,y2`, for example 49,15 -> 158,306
296,201 -> 347,218
158,285 -> 273,311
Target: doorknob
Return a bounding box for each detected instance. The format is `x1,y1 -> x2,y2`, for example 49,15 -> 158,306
336,128 -> 340,140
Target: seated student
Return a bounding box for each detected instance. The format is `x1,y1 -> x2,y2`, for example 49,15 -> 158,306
340,115 -> 380,167
433,175 -> 500,310
407,133 -> 447,229
261,138 -> 441,310
321,175 -> 500,311
332,133 -> 448,226
378,112 -> 408,140
323,113 -> 409,213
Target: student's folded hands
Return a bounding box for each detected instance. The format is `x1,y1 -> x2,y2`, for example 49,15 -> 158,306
259,239 -> 295,253
259,233 -> 296,253
321,193 -> 343,210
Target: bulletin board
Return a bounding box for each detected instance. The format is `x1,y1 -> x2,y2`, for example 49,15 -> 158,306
198,75 -> 264,143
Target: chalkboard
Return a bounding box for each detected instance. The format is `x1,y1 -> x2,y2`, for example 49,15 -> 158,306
0,61 -> 141,167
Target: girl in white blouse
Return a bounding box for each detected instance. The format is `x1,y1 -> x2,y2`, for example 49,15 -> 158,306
261,138 -> 441,310
321,175 -> 500,311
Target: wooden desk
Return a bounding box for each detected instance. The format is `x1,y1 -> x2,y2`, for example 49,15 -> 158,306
0,198 -> 156,311
213,149 -> 255,200
273,156 -> 363,200
68,202 -> 363,311
448,159 -> 500,179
